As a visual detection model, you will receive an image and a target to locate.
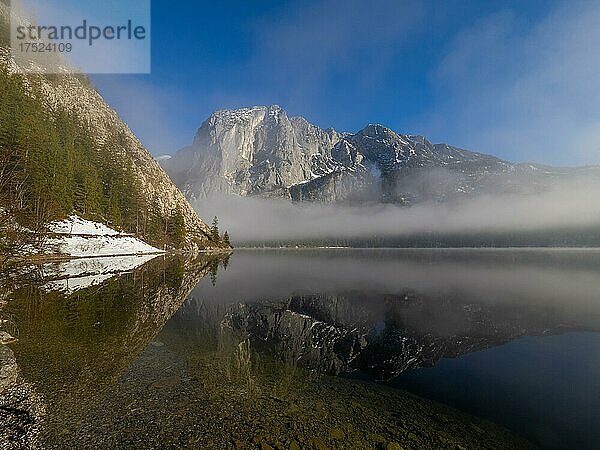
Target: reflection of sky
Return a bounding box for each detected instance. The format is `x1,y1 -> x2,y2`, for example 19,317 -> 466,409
190,249 -> 600,329
393,332 -> 600,450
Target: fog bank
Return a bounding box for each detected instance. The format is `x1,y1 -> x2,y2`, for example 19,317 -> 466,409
194,180 -> 600,243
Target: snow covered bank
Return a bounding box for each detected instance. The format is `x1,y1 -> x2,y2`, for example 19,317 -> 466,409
44,235 -> 162,257
48,216 -> 127,236
44,216 -> 164,258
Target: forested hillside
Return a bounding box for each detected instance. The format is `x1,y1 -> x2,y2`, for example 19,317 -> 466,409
0,2 -> 224,256
0,66 -> 185,246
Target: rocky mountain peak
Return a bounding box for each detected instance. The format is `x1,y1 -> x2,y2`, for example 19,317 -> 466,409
407,135 -> 433,146
349,125 -> 415,172
200,105 -> 283,129
163,106 -> 568,206
354,125 -> 416,147
264,104 -> 285,122
167,105 -> 343,197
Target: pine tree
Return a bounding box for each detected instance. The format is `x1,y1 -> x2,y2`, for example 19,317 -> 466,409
172,208 -> 186,248
211,216 -> 220,243
222,231 -> 231,248
107,182 -> 123,227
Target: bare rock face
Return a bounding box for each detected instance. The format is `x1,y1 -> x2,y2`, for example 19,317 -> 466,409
162,106 -> 519,203
164,105 -> 343,199
291,125 -> 515,203
0,331 -> 16,345
289,169 -> 373,202
165,106 -> 600,205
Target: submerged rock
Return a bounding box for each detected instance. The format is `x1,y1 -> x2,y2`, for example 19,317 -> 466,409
0,331 -> 17,345
0,345 -> 18,392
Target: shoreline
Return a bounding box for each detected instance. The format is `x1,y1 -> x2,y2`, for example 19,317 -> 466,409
1,247 -> 232,269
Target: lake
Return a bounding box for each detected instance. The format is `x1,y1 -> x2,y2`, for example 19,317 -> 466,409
1,249 -> 599,448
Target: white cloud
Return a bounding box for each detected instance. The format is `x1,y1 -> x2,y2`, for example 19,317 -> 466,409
418,1 -> 600,165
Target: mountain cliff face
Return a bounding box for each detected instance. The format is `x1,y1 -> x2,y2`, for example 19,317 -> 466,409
163,105 -> 342,199
165,105 -> 600,204
289,125 -> 515,203
0,3 -> 218,252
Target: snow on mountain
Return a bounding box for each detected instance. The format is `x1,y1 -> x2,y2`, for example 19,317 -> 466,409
163,105 -> 600,205
45,236 -> 162,258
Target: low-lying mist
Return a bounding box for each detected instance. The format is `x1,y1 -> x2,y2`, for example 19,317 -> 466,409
194,178 -> 600,244
187,249 -> 600,329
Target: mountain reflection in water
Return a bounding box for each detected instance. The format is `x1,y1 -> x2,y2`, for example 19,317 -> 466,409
183,249 -> 600,379
1,249 -> 599,449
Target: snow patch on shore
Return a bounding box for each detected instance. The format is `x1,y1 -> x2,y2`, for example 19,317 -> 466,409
48,216 -> 128,236
45,216 -> 163,257
45,235 -> 162,257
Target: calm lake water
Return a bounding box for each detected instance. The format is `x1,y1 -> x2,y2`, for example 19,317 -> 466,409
1,249 -> 599,449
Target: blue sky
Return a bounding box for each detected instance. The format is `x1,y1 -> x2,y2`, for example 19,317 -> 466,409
90,0 -> 600,165
19,0 -> 151,73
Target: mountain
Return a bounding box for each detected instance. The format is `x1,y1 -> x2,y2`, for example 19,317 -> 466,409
164,105 -> 600,204
163,105 -> 343,200
0,2 -> 222,254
